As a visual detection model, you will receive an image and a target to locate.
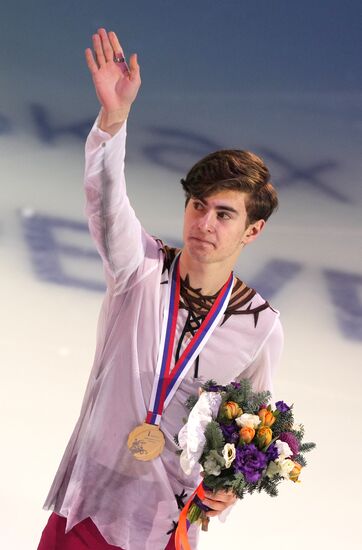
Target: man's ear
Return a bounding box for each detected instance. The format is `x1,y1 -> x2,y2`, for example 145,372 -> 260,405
241,219 -> 265,245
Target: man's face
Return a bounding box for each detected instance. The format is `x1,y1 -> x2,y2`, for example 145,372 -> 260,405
182,189 -> 264,267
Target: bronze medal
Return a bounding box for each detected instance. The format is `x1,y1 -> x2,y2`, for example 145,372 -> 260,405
127,423 -> 165,461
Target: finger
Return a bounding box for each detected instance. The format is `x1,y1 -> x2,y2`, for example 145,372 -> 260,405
98,27 -> 114,63
108,31 -> 125,57
92,33 -> 106,67
202,498 -> 226,512
129,53 -> 140,82
204,491 -> 233,503
85,48 -> 98,76
206,510 -> 219,518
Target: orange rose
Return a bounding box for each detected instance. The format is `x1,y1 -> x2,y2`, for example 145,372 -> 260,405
257,426 -> 273,447
239,426 -> 255,444
223,401 -> 243,420
289,462 -> 302,483
258,408 -> 276,427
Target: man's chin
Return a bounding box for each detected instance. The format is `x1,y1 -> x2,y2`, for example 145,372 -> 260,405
185,245 -> 216,263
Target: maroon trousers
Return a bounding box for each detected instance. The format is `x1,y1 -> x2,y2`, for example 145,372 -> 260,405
38,513 -> 176,550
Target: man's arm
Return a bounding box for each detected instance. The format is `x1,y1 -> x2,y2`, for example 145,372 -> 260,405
84,29 -> 148,294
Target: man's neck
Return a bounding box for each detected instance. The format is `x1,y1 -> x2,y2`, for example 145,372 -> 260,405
179,250 -> 235,296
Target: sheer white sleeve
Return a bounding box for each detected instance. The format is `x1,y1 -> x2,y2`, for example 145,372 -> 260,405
84,116 -> 147,294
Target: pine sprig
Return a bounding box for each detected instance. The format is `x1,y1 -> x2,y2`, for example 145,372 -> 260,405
300,442 -> 316,453
294,424 -> 305,442
203,420 -> 225,453
231,473 -> 247,498
293,454 -> 307,467
272,408 -> 294,435
257,474 -> 282,497
185,394 -> 198,412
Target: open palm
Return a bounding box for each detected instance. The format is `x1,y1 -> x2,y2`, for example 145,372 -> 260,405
85,29 -> 141,113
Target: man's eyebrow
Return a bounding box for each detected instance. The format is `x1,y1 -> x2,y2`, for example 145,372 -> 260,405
195,198 -> 239,215
215,205 -> 239,214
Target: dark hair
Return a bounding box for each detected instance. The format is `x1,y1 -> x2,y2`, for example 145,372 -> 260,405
181,149 -> 278,225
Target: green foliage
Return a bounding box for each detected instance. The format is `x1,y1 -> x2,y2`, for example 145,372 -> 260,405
203,379 -> 272,424
231,473 -> 247,499
300,441 -> 316,453
203,450 -> 225,476
202,379 -> 219,391
203,420 -> 225,453
227,379 -> 271,413
294,424 -> 305,442
185,394 -> 198,412
257,474 -> 281,497
294,454 -> 307,467
272,408 -> 294,436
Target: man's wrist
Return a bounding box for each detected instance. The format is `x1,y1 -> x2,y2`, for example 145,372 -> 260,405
99,106 -> 130,135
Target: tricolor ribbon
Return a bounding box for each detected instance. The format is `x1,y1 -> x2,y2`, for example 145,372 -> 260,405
146,253 -> 233,426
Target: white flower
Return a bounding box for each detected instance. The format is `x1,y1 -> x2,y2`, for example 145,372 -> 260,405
222,443 -> 236,468
266,457 -> 294,479
275,440 -> 292,460
266,460 -> 280,478
235,413 -> 261,429
278,458 -> 295,478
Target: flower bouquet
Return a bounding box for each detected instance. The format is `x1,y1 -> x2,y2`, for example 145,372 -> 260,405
175,379 -> 316,548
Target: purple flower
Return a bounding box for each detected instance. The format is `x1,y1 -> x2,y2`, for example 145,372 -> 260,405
275,400 -> 291,412
231,381 -> 241,389
265,442 -> 279,462
221,423 -> 239,444
278,432 -> 300,456
234,444 -> 267,483
207,385 -> 223,392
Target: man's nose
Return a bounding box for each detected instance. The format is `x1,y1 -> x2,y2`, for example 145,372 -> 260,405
197,212 -> 214,232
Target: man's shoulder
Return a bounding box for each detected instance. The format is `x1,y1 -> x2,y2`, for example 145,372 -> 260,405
153,239 -> 181,274
224,276 -> 279,328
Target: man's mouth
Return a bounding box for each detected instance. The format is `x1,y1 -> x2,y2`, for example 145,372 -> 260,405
189,236 -> 215,247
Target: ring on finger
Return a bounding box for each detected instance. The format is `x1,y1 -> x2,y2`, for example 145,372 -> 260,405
114,54 -> 125,63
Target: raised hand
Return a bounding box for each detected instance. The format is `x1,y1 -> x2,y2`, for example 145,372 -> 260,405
85,28 -> 141,126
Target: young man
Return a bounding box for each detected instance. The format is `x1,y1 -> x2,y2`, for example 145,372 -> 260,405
38,29 -> 283,550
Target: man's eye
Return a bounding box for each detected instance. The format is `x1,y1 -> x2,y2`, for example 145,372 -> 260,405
218,212 -> 231,220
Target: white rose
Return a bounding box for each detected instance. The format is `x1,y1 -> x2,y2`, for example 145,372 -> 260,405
275,440 -> 292,460
266,460 -> 280,478
235,413 -> 261,429
222,443 -> 236,468
266,457 -> 294,479
277,458 -> 295,478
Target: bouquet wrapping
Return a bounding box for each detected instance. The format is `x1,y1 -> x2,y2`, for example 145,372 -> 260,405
175,379 -> 316,549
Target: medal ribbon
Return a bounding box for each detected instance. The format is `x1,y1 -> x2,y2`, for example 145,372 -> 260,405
146,254 -> 233,426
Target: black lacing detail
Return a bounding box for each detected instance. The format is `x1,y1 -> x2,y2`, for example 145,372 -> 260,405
175,310 -> 204,379
158,241 -> 273,378
166,521 -> 178,535
175,489 -> 188,510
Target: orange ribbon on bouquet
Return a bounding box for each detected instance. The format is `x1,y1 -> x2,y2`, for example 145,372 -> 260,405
175,482 -> 206,550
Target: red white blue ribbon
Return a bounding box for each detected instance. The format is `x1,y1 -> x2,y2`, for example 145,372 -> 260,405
146,253 -> 234,426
